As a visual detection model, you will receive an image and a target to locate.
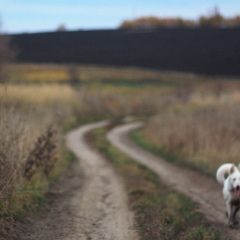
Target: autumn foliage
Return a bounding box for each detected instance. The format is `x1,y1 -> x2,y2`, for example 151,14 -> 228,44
120,16 -> 195,29
119,8 -> 240,29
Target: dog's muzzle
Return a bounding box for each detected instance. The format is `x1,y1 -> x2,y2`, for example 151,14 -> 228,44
234,186 -> 240,197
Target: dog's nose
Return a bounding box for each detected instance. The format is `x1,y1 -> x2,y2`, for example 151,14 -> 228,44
237,186 -> 240,190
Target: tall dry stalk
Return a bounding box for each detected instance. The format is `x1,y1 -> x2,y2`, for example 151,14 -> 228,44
0,96 -> 60,200
24,125 -> 58,180
0,104 -> 28,195
0,100 -> 61,240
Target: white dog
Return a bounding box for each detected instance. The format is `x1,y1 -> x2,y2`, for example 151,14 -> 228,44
216,163 -> 240,227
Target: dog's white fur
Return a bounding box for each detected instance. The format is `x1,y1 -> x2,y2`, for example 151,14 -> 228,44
216,163 -> 240,227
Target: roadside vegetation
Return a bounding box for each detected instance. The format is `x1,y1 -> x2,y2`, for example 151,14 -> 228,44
86,126 -> 224,240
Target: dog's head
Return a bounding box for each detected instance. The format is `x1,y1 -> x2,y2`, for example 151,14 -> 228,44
229,165 -> 240,197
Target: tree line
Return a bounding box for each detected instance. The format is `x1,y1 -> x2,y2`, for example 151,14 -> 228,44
119,7 -> 240,29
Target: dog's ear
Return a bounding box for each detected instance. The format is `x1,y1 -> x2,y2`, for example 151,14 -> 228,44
230,164 -> 236,174
238,164 -> 240,170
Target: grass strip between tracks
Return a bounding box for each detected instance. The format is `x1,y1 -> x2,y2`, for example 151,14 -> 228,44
86,125 -> 224,240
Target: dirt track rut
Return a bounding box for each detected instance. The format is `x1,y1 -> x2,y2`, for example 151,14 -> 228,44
107,122 -> 240,240
65,120 -> 139,240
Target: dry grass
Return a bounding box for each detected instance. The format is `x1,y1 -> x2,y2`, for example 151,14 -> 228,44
0,87 -> 64,235
141,83 -> 240,175
189,81 -> 240,107
0,84 -> 77,106
0,104 -> 59,187
8,64 -> 69,83
24,125 -> 58,180
79,91 -> 176,119
0,105 -> 27,193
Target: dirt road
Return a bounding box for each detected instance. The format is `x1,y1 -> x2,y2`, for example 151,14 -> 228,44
15,121 -> 138,240
14,120 -> 240,239
107,122 -> 240,240
65,121 -> 138,240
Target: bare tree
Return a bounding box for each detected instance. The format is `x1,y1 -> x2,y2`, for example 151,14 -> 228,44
56,23 -> 67,32
199,6 -> 225,27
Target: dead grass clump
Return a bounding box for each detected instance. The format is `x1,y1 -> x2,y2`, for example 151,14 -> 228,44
24,125 -> 58,180
0,99 -> 62,238
0,104 -> 28,196
188,80 -> 240,107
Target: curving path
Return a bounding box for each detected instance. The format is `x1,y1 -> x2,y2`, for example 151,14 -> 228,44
16,121 -> 138,240
107,122 -> 240,240
65,120 -> 139,240
15,120 -> 240,239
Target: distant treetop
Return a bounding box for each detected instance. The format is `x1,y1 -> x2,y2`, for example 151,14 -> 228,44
119,7 -> 240,29
56,24 -> 67,32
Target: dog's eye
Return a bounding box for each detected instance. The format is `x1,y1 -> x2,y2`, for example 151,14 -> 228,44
233,178 -> 236,181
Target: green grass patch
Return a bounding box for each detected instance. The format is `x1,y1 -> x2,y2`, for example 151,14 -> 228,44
87,126 -> 224,240
50,149 -> 78,181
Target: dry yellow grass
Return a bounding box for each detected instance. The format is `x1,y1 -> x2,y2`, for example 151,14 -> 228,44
8,63 -> 199,84
1,83 -> 77,106
142,83 -> 240,175
190,89 -> 240,107
8,64 -> 69,82
190,81 -> 240,107
6,63 -> 189,121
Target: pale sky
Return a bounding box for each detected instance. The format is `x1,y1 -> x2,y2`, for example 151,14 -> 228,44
1,0 -> 240,33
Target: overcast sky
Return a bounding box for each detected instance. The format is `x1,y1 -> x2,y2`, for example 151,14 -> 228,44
1,0 -> 240,33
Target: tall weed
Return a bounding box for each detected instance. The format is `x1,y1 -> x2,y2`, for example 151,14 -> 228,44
0,99 -> 61,235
